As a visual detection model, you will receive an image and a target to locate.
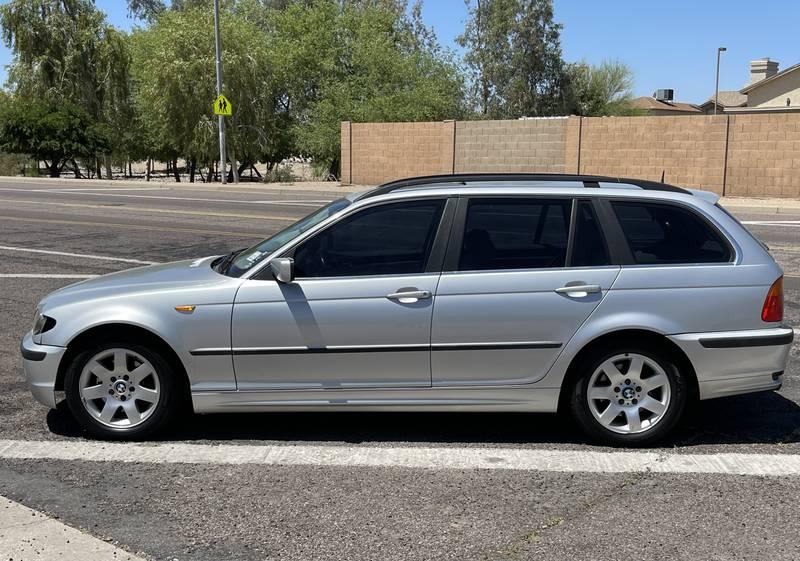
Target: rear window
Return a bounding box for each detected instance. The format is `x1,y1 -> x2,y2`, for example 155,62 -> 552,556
612,201 -> 731,264
458,198 -> 571,271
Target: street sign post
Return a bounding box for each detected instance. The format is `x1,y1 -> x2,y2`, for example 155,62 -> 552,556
213,0 -> 227,184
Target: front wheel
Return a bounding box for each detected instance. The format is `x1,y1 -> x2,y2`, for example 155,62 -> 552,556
569,346 -> 688,446
64,342 -> 179,439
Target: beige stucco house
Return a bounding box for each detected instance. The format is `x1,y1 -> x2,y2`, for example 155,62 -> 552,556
703,58 -> 800,114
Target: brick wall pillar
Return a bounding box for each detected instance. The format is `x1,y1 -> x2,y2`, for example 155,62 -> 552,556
564,116 -> 582,174
340,121 -> 352,184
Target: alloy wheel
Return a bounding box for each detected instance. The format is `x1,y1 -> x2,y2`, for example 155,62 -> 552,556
78,348 -> 161,429
586,353 -> 671,435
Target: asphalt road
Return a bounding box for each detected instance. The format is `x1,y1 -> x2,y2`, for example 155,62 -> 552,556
0,179 -> 799,560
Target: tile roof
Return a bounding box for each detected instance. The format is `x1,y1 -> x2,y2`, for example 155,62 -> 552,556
701,91 -> 747,108
630,97 -> 701,113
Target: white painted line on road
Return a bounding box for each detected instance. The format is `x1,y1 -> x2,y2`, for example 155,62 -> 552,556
0,274 -> 97,279
1,440 -> 799,477
743,220 -> 800,227
0,495 -> 146,560
35,187 -> 168,192
0,187 -> 327,207
0,245 -> 159,265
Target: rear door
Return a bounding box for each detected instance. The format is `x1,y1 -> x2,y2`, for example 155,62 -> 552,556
431,197 -> 620,386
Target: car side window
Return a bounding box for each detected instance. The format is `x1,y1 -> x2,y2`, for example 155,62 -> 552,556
458,198 -> 571,271
611,201 -> 731,264
292,199 -> 445,278
572,201 -> 610,267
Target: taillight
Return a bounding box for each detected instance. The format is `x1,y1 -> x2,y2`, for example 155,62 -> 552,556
762,276 -> 784,323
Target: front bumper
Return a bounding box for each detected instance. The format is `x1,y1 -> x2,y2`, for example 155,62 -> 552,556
669,326 -> 794,400
20,331 -> 66,409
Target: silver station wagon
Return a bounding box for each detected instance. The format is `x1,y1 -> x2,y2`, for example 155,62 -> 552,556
21,174 -> 793,446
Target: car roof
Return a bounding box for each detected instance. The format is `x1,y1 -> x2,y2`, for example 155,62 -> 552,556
350,172 -> 726,203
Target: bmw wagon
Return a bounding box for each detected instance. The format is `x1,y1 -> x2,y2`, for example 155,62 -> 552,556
21,173 -> 794,446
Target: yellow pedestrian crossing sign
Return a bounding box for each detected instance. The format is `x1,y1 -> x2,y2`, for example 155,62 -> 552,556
214,95 -> 232,117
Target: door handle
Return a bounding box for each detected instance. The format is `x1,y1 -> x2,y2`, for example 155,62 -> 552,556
555,284 -> 601,297
387,290 -> 432,303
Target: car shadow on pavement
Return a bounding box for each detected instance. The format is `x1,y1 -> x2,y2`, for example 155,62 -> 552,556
46,390 -> 800,448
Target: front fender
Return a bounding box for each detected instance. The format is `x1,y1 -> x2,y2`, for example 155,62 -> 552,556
41,291 -> 238,392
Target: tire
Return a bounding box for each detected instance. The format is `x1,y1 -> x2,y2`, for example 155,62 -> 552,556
568,344 -> 688,447
64,341 -> 180,440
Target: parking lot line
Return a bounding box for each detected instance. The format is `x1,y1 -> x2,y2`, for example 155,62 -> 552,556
0,198 -> 300,221
0,215 -> 267,237
1,440 -> 799,476
0,245 -> 159,265
0,187 -> 328,207
742,220 -> 800,227
0,495 -> 146,561
0,274 -> 97,279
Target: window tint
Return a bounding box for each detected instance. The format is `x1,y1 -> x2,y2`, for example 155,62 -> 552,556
458,198 -> 571,271
292,200 -> 445,278
612,201 -> 731,264
572,201 -> 610,267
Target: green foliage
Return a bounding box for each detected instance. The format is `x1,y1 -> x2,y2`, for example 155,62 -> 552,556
0,152 -> 35,176
0,0 -> 641,181
264,0 -> 464,175
0,99 -> 110,176
565,60 -> 639,116
129,6 -> 283,170
458,0 -> 566,118
263,163 -> 297,183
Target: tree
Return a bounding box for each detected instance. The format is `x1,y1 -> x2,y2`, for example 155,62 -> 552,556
0,0 -> 136,177
130,6 -> 282,181
127,0 -> 165,21
458,0 -> 566,118
565,60 -> 639,116
265,0 -> 463,177
0,99 -> 109,177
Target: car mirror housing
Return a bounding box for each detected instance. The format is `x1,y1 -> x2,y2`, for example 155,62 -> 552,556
270,257 -> 295,283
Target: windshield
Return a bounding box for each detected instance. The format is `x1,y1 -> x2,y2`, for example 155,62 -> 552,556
223,198 -> 352,277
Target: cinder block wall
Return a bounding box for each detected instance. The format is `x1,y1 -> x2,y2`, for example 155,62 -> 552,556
346,121 -> 455,186
343,113 -> 800,198
574,115 -> 728,194
454,118 -> 567,173
726,114 -> 800,198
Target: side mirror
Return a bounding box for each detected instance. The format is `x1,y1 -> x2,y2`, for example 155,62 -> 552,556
270,257 -> 294,283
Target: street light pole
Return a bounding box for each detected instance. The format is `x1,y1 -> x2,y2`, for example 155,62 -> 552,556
213,0 -> 226,184
715,47 -> 727,116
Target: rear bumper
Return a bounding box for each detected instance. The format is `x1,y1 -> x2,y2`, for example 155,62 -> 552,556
668,327 -> 793,400
20,331 -> 66,409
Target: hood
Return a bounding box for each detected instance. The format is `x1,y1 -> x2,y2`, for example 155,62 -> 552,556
40,256 -> 236,309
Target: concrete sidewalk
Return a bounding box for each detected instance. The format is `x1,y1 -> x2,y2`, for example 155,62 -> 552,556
0,496 -> 146,560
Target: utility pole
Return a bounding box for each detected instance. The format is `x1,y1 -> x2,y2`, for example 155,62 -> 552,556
715,47 -> 727,116
213,0 -> 226,184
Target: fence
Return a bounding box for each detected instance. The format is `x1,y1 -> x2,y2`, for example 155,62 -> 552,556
341,113 -> 800,198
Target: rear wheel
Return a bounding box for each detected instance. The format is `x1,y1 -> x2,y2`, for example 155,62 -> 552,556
569,345 -> 688,446
65,342 -> 179,439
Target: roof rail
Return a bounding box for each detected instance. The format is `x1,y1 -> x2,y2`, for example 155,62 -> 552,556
356,173 -> 690,200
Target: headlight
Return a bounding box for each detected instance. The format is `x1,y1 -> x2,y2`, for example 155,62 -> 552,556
32,309 -> 56,336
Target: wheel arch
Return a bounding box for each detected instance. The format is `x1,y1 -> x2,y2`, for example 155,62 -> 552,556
557,328 -> 699,412
55,323 -> 191,401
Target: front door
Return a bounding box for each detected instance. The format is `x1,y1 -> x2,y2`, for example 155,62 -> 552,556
431,198 -> 620,386
232,198 -> 450,390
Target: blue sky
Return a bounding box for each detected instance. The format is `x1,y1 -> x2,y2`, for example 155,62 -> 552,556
1,0 -> 798,104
